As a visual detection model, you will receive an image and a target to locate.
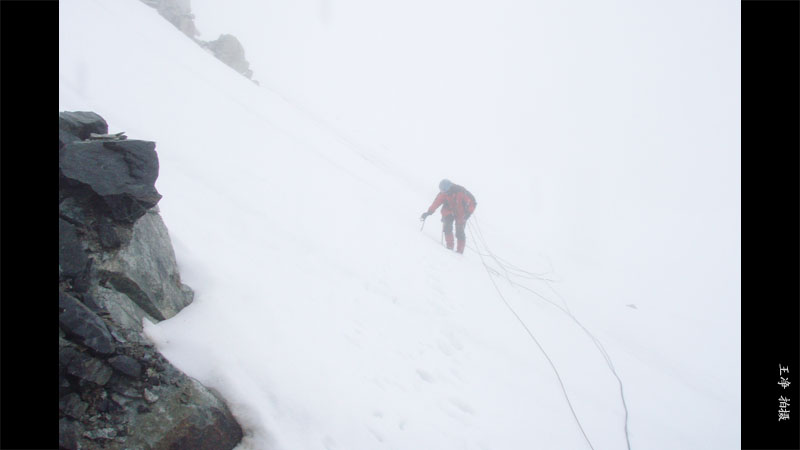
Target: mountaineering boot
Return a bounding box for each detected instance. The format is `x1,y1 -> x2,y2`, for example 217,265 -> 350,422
444,232 -> 454,250
456,239 -> 465,254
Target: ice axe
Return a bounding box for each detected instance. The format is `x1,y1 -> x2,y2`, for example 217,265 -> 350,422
420,215 -> 445,247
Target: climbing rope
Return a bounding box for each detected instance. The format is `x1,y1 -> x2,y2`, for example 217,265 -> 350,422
467,217 -> 597,450
466,214 -> 632,450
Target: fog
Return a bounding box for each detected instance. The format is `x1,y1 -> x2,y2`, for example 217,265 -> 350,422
60,0 -> 741,448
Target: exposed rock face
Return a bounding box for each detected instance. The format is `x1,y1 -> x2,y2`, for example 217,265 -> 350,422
141,0 -> 199,38
96,208 -> 194,321
59,111 -> 109,144
59,111 -> 243,450
123,377 -> 246,450
138,0 -> 258,83
60,290 -> 116,356
60,139 -> 162,224
203,34 -> 254,80
60,219 -> 91,279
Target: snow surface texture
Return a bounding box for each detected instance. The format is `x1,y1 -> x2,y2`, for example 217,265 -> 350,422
60,0 -> 740,448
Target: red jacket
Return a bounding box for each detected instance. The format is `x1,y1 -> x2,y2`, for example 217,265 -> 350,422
426,185 -> 477,221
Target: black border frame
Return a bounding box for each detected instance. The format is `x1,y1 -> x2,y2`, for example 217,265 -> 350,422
741,1 -> 800,449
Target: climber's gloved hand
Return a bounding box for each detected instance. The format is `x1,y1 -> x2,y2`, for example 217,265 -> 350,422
420,211 -> 431,220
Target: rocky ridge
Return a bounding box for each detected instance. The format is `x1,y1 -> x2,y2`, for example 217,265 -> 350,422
139,0 -> 257,83
59,111 -> 243,450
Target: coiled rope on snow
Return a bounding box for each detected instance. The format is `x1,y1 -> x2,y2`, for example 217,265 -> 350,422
465,214 -> 632,450
466,216 -> 597,450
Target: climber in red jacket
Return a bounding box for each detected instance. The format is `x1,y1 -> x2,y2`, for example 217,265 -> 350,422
420,179 -> 477,254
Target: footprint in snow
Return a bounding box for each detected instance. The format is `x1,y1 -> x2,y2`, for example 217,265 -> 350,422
437,340 -> 454,356
445,331 -> 464,351
367,426 -> 385,443
323,436 -> 337,450
449,397 -> 475,415
416,369 -> 435,383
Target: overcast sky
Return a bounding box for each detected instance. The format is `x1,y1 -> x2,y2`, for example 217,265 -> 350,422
60,0 -> 741,448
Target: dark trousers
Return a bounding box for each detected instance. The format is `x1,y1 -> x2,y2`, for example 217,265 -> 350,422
442,215 -> 466,252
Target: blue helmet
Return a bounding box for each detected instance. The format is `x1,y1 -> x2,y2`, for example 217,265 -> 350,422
439,179 -> 453,192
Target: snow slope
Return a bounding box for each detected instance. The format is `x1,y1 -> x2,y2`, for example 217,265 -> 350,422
59,0 -> 740,448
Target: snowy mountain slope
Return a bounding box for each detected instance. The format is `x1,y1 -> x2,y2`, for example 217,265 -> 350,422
59,0 -> 740,449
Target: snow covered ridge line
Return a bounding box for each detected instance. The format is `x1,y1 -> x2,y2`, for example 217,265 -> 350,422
139,0 -> 258,83
59,111 -> 243,450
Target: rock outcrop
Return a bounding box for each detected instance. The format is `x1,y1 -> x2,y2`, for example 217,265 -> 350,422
202,34 -> 254,80
60,139 -> 162,224
59,111 -> 243,450
140,0 -> 199,39
139,0 -> 258,83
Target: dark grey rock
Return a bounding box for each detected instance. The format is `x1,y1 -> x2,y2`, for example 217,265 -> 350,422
108,381 -> 144,399
97,218 -> 122,249
60,374 -> 73,397
96,394 -> 113,413
59,417 -> 82,450
119,377 -> 243,450
84,427 -> 118,440
205,34 -> 253,78
59,140 -> 162,224
72,259 -> 95,294
60,129 -> 81,149
109,355 -> 142,378
59,290 -> 116,355
67,352 -> 114,386
60,344 -> 82,371
59,111 -> 109,140
98,209 -> 194,322
60,219 -> 89,278
89,285 -> 150,331
60,393 -> 89,419
109,328 -> 129,344
59,197 -> 90,227
110,392 -> 132,408
80,290 -> 107,314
